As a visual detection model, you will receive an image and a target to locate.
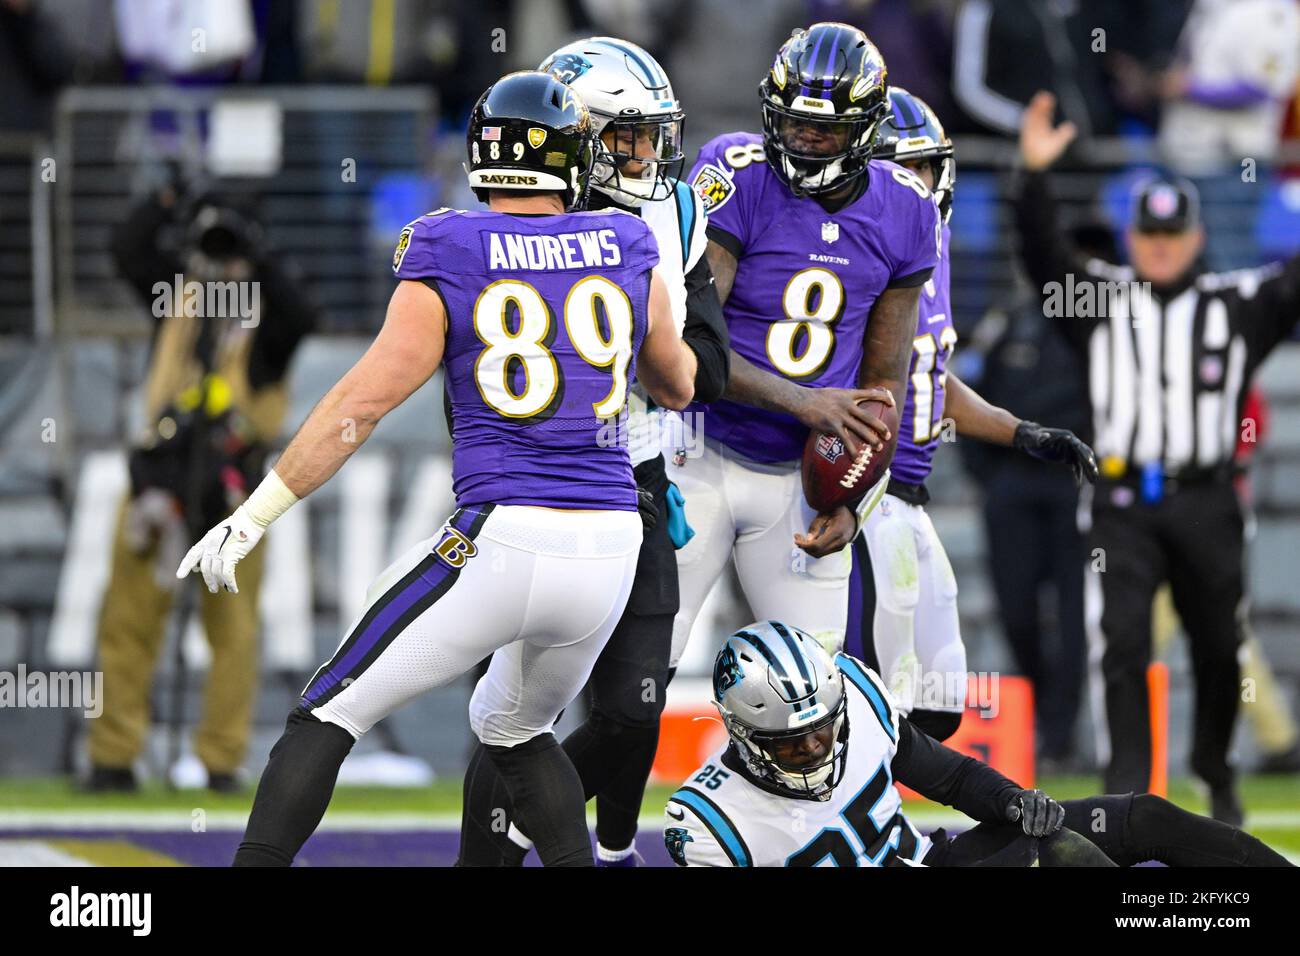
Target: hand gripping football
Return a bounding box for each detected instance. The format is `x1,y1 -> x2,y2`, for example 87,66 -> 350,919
801,399 -> 900,512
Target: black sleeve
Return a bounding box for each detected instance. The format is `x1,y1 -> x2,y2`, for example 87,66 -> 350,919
705,224 -> 743,261
1012,170 -> 1096,352
1235,252 -> 1300,365
247,255 -> 320,390
891,717 -> 1022,824
682,253 -> 731,403
886,266 -> 934,290
110,193 -> 185,313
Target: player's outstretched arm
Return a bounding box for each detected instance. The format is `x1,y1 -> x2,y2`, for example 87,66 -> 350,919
891,717 -> 1025,825
944,370 -> 1020,444
945,373 -> 1098,483
637,269 -> 696,411
1013,91 -> 1097,339
177,279 -> 447,593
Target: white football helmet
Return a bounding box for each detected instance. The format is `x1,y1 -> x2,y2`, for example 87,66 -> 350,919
713,621 -> 849,800
540,37 -> 685,207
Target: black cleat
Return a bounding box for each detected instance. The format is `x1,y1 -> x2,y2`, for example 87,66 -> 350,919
1257,741 -> 1300,776
207,771 -> 243,794
81,766 -> 138,793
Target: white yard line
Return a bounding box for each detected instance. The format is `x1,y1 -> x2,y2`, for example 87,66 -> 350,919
1,808 -> 1298,832
0,841 -> 92,867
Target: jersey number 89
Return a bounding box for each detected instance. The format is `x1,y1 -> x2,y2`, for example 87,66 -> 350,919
473,276 -> 634,419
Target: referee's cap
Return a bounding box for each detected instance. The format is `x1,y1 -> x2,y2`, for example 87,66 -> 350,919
1131,175 -> 1201,233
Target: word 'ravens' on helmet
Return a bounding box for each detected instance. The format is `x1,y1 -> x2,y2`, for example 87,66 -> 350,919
872,87 -> 957,223
759,22 -> 890,198
713,621 -> 850,800
465,70 -> 597,210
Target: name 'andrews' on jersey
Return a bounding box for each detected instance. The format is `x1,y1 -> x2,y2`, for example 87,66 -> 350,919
394,206 -> 659,510
689,131 -> 941,463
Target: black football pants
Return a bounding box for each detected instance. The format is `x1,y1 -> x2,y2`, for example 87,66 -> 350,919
1089,480 -> 1244,793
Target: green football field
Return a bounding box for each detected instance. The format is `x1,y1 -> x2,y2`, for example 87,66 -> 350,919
1,774 -> 1297,858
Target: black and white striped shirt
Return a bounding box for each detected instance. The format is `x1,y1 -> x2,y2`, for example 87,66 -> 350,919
1015,171 -> 1300,475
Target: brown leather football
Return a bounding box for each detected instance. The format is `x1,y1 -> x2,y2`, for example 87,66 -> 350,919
801,399 -> 900,512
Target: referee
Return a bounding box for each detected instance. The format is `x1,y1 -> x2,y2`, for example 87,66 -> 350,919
1013,92 -> 1300,823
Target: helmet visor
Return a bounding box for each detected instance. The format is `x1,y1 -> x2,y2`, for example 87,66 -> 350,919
744,699 -> 849,796
595,113 -> 685,201
773,113 -> 855,160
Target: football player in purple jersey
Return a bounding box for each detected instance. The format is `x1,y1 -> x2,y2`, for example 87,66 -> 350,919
670,22 -> 939,670
457,37 -> 731,868
177,71 -> 696,867
845,88 -> 1097,742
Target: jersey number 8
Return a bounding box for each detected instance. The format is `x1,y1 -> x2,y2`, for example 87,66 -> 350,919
473,276 -> 634,419
767,267 -> 846,379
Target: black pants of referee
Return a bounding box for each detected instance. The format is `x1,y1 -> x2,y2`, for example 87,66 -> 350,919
1089,478 -> 1244,794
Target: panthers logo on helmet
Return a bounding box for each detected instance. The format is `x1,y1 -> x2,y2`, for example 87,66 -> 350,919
665,826 -> 694,866
692,162 -> 735,213
713,644 -> 745,697
544,52 -> 594,84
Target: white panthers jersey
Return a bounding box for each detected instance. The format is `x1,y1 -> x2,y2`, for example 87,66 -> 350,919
664,654 -> 932,867
625,179 -> 709,466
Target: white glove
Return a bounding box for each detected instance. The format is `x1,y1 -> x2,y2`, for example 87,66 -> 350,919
176,505 -> 266,594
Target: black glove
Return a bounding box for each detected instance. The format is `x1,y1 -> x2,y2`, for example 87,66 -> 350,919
1013,420 -> 1099,485
1006,788 -> 1065,837
636,486 -> 659,533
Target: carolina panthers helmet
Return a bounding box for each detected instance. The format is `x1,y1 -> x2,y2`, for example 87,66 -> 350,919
540,37 -> 685,207
872,87 -> 956,223
759,22 -> 890,197
712,621 -> 849,800
465,70 -> 597,209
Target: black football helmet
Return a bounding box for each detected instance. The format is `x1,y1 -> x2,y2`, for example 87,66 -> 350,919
759,22 -> 890,197
872,87 -> 956,223
465,70 -> 597,209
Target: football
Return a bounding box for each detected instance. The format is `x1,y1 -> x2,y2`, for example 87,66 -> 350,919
801,399 -> 900,512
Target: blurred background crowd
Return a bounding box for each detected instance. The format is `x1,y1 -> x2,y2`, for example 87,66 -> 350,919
1,0 -> 1298,794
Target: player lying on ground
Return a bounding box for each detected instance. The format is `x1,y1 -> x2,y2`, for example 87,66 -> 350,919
177,70 -> 696,867
663,621 -> 1292,866
457,36 -> 729,868
845,87 -> 1097,741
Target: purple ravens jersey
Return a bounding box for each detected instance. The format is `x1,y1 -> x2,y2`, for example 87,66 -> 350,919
393,208 -> 658,510
892,224 -> 956,485
689,132 -> 941,463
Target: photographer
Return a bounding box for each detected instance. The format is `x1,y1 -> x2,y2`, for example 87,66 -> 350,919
86,185 -> 318,792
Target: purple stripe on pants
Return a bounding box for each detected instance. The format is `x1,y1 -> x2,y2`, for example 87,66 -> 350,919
302,509 -> 479,704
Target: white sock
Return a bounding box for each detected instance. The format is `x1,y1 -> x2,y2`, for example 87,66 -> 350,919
507,824 -> 533,851
596,842 -> 634,863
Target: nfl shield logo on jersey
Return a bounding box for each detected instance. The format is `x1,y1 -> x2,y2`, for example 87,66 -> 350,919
821,221 -> 839,243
